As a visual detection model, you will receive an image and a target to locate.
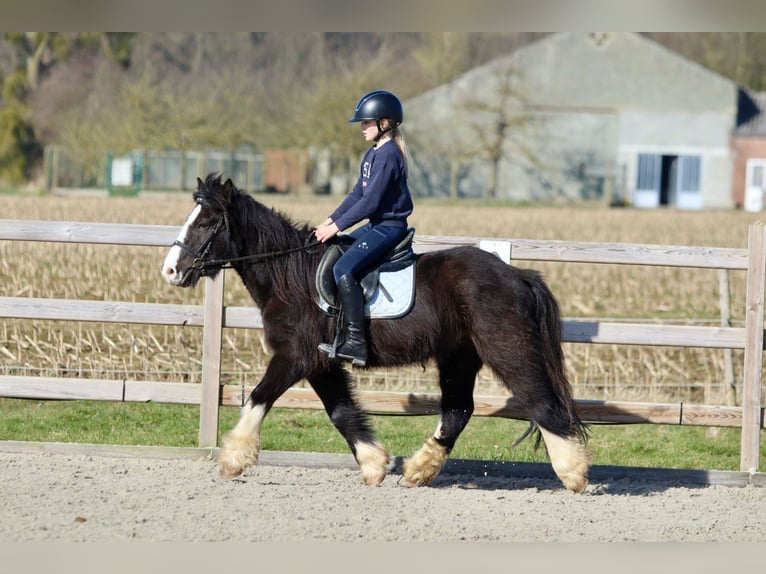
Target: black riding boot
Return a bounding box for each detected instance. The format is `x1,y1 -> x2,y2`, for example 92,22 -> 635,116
318,274 -> 368,367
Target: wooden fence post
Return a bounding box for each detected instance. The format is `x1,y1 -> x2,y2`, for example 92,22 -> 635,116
718,269 -> 736,405
741,222 -> 766,473
199,271 -> 225,448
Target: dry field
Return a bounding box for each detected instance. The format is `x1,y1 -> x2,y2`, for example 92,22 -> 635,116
1,192 -> 763,406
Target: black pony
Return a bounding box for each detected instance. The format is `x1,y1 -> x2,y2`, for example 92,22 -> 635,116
162,173 -> 590,492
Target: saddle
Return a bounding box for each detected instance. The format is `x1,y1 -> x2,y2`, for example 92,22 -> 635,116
315,228 -> 417,319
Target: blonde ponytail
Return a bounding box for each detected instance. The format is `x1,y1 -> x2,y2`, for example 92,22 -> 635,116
390,126 -> 410,179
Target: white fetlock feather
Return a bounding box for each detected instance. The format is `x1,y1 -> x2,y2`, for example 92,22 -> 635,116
401,437 -> 448,487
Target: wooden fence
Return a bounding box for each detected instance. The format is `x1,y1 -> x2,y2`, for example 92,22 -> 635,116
0,218 -> 764,473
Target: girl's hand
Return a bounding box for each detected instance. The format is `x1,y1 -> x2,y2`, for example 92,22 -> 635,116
314,222 -> 339,243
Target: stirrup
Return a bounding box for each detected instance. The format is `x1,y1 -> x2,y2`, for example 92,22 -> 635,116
318,342 -> 367,367
318,341 -> 337,359
335,349 -> 367,367
318,312 -> 345,359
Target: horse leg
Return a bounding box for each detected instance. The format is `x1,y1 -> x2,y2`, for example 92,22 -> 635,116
536,425 -> 591,494
490,357 -> 590,493
308,363 -> 389,486
218,354 -> 304,479
523,388 -> 590,493
402,348 -> 480,486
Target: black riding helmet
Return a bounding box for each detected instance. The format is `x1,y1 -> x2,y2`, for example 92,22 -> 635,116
349,90 -> 403,139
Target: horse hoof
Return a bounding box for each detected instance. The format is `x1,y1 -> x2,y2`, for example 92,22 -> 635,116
557,458 -> 590,493
537,428 -> 591,494
218,465 -> 244,480
354,441 -> 389,486
361,467 -> 387,486
401,437 -> 448,487
217,431 -> 260,479
217,451 -> 249,479
400,462 -> 438,487
563,476 -> 589,494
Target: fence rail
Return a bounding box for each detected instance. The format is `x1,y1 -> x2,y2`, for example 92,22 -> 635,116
0,218 -> 764,472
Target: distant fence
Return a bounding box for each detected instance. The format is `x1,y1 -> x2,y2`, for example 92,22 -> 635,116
45,146 -> 348,195
0,219 -> 764,473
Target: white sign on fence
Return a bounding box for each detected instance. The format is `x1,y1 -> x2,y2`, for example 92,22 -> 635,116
479,239 -> 512,264
111,158 -> 134,187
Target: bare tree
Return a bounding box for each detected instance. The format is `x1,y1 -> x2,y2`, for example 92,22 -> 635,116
18,32 -> 766,189
3,32 -> 53,91
412,33 -> 470,87
455,62 -> 538,199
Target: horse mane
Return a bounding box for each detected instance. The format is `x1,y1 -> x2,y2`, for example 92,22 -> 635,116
197,172 -> 320,304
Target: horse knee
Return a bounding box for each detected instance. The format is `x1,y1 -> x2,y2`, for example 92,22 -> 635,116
401,437 -> 449,487
538,427 -> 591,493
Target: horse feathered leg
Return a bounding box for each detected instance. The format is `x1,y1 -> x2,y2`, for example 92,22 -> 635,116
490,361 -> 591,493
353,440 -> 390,486
538,426 -> 591,493
218,402 -> 265,479
401,436 -> 448,486
308,363 -> 389,486
470,265 -> 591,493
402,347 -> 480,487
218,354 -> 305,479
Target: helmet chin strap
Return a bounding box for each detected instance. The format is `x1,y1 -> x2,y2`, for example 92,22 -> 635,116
374,120 -> 394,142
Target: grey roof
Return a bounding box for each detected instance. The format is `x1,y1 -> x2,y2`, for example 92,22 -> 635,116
406,32 -> 738,122
735,90 -> 766,136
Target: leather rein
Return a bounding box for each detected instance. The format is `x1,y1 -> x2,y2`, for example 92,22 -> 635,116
172,212 -> 321,270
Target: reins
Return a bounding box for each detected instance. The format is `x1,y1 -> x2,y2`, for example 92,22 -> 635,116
175,199 -> 322,271
195,239 -> 322,270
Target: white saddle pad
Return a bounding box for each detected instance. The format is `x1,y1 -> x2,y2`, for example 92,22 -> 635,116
316,264 -> 416,319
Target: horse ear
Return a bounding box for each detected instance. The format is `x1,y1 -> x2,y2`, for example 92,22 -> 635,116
222,178 -> 235,200
196,177 -> 204,189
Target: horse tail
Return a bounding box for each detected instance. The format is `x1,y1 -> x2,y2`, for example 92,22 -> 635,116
519,269 -> 588,445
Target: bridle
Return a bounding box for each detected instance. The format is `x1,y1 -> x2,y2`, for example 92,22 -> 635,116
172,213 -> 229,270
172,210 -> 320,270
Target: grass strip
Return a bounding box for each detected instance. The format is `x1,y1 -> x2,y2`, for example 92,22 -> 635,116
0,398 -> 760,471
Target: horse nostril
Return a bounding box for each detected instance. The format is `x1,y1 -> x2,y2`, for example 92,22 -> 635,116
162,265 -> 177,280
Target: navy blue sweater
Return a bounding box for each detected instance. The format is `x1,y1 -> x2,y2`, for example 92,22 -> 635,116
329,140 -> 413,231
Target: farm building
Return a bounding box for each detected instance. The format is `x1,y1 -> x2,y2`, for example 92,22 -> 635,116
731,90 -> 766,211
403,32 -> 744,209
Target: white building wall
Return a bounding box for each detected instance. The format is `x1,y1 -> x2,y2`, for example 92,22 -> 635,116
405,33 -> 740,207
618,110 -> 734,208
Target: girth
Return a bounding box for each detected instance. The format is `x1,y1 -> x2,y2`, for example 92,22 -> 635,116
315,227 -> 416,311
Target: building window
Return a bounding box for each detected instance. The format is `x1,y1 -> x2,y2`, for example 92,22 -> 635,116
745,158 -> 766,212
634,152 -> 701,209
748,160 -> 766,190
636,154 -> 661,191
678,155 -> 701,193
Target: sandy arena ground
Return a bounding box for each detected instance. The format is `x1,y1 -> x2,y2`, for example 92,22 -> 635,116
1,445 -> 765,543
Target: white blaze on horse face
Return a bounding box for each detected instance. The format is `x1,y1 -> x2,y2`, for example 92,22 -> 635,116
162,203 -> 202,284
